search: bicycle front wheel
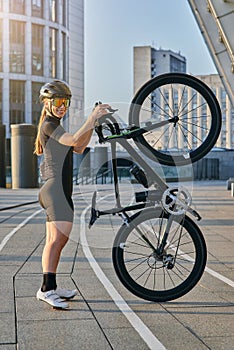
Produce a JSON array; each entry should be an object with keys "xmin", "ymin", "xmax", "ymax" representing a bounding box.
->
[
  {"xmin": 129, "ymin": 73, "xmax": 222, "ymax": 166},
  {"xmin": 112, "ymin": 208, "xmax": 207, "ymax": 302}
]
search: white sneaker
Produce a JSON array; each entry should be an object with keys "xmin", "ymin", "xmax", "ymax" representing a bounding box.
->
[
  {"xmin": 55, "ymin": 288, "xmax": 78, "ymax": 300},
  {"xmin": 36, "ymin": 289, "xmax": 69, "ymax": 309}
]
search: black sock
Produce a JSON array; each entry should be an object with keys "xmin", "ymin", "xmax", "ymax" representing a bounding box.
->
[{"xmin": 41, "ymin": 272, "xmax": 57, "ymax": 292}]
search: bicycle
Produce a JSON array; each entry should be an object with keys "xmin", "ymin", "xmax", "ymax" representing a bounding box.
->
[{"xmin": 88, "ymin": 72, "xmax": 222, "ymax": 302}]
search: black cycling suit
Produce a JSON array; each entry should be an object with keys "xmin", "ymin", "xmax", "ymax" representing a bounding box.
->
[{"xmin": 38, "ymin": 115, "xmax": 74, "ymax": 222}]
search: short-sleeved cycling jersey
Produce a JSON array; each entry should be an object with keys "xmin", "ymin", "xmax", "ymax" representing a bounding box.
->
[{"xmin": 38, "ymin": 115, "xmax": 74, "ymax": 222}]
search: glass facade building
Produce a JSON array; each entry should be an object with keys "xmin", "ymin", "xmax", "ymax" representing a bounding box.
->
[{"xmin": 0, "ymin": 0, "xmax": 84, "ymax": 155}]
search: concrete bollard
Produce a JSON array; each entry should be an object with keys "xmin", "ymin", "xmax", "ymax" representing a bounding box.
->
[
  {"xmin": 226, "ymin": 177, "xmax": 234, "ymax": 190},
  {"xmin": 11, "ymin": 124, "xmax": 38, "ymax": 188},
  {"xmin": 231, "ymin": 183, "xmax": 234, "ymax": 197}
]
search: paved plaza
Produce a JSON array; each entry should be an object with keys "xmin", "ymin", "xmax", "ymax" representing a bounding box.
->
[{"xmin": 0, "ymin": 180, "xmax": 233, "ymax": 350}]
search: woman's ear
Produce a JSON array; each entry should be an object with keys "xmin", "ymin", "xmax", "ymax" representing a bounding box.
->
[{"xmin": 44, "ymin": 99, "xmax": 50, "ymax": 108}]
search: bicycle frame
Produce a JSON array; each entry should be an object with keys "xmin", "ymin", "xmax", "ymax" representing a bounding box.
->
[{"xmin": 89, "ymin": 113, "xmax": 201, "ymax": 229}]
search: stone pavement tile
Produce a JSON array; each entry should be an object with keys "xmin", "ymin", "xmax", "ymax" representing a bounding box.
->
[
  {"xmin": 72, "ymin": 266, "xmax": 117, "ymax": 300},
  {"xmin": 207, "ymin": 242, "xmax": 234, "ymax": 259},
  {"xmin": 0, "ymin": 253, "xmax": 34, "ymax": 267},
  {"xmin": 0, "ymin": 221, "xmax": 45, "ymax": 270},
  {"xmin": 200, "ymin": 272, "xmax": 234, "ymax": 293},
  {"xmin": 203, "ymin": 336, "xmax": 234, "ymax": 350},
  {"xmin": 0, "ymin": 268, "xmax": 16, "ymax": 344},
  {"xmin": 165, "ymin": 305, "xmax": 234, "ymax": 338},
  {"xmin": 0, "ymin": 312, "xmax": 15, "ymax": 344},
  {"xmin": 217, "ymin": 291, "xmax": 234, "ymax": 303},
  {"xmin": 148, "ymin": 323, "xmax": 208, "ymax": 350},
  {"xmin": 103, "ymin": 327, "xmax": 151, "ymax": 350},
  {"xmin": 84, "ymin": 299, "xmax": 135, "ymax": 329},
  {"xmin": 15, "ymin": 274, "xmax": 43, "ymax": 298},
  {"xmin": 0, "ymin": 345, "xmax": 16, "ymax": 350},
  {"xmin": 17, "ymin": 319, "xmax": 111, "ymax": 350},
  {"xmin": 0, "ymin": 271, "xmax": 15, "ymax": 314}
]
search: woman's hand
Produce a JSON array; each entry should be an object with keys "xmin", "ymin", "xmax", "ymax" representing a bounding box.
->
[
  {"xmin": 59, "ymin": 102, "xmax": 112, "ymax": 151},
  {"xmin": 89, "ymin": 103, "xmax": 112, "ymax": 124}
]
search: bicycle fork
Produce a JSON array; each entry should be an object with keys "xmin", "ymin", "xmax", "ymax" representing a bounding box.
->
[{"xmin": 128, "ymin": 210, "xmax": 183, "ymax": 270}]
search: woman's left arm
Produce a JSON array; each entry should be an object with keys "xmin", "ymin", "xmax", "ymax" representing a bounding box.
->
[
  {"xmin": 58, "ymin": 103, "xmax": 111, "ymax": 152},
  {"xmin": 72, "ymin": 128, "xmax": 93, "ymax": 154}
]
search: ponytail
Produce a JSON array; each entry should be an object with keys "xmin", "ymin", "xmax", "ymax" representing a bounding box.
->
[{"xmin": 34, "ymin": 106, "xmax": 47, "ymax": 155}]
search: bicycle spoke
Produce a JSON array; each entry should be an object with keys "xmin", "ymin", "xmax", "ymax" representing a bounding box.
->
[
  {"xmin": 130, "ymin": 73, "xmax": 221, "ymax": 165},
  {"xmin": 178, "ymin": 100, "xmax": 207, "ymax": 119},
  {"xmin": 117, "ymin": 212, "xmax": 204, "ymax": 293}
]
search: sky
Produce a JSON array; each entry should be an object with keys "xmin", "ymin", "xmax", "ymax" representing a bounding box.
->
[{"xmin": 84, "ymin": 0, "xmax": 217, "ymax": 111}]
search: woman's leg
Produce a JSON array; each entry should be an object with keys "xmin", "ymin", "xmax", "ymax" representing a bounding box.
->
[{"xmin": 42, "ymin": 221, "xmax": 73, "ymax": 273}]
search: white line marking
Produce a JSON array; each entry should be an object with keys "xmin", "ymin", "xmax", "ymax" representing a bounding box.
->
[
  {"xmin": 175, "ymin": 247, "xmax": 234, "ymax": 288},
  {"xmin": 0, "ymin": 209, "xmax": 43, "ymax": 253},
  {"xmin": 205, "ymin": 266, "xmax": 234, "ymax": 288},
  {"xmin": 80, "ymin": 203, "xmax": 167, "ymax": 350}
]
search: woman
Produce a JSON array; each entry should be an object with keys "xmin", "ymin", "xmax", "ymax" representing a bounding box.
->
[{"xmin": 34, "ymin": 80, "xmax": 110, "ymax": 309}]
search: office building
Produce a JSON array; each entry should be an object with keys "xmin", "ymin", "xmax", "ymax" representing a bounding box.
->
[
  {"xmin": 197, "ymin": 74, "xmax": 234, "ymax": 149},
  {"xmin": 133, "ymin": 46, "xmax": 186, "ymax": 94},
  {"xmin": 133, "ymin": 46, "xmax": 234, "ymax": 150},
  {"xmin": 0, "ymin": 0, "xmax": 84, "ymax": 160}
]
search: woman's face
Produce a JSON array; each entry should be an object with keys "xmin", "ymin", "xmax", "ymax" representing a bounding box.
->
[{"xmin": 45, "ymin": 98, "xmax": 70, "ymax": 118}]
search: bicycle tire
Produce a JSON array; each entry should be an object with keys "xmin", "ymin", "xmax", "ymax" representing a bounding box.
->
[
  {"xmin": 129, "ymin": 73, "xmax": 222, "ymax": 166},
  {"xmin": 112, "ymin": 208, "xmax": 207, "ymax": 302}
]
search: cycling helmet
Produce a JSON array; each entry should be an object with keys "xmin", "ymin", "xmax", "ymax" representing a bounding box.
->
[{"xmin": 39, "ymin": 80, "xmax": 72, "ymax": 102}]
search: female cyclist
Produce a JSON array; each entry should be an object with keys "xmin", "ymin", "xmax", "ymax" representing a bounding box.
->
[{"xmin": 34, "ymin": 80, "xmax": 110, "ymax": 309}]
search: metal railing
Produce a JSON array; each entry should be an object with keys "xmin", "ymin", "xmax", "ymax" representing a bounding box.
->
[{"xmin": 73, "ymin": 166, "xmax": 133, "ymax": 185}]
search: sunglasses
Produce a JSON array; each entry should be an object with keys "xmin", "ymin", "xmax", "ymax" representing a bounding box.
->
[{"xmin": 52, "ymin": 98, "xmax": 71, "ymax": 108}]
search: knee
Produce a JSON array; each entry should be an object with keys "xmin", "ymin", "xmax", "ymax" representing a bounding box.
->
[{"xmin": 46, "ymin": 234, "xmax": 69, "ymax": 250}]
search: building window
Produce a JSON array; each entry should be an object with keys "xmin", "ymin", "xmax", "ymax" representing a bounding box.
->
[
  {"xmin": 0, "ymin": 79, "xmax": 2, "ymax": 124},
  {"xmin": 170, "ymin": 55, "xmax": 186, "ymax": 73},
  {"xmin": 49, "ymin": 27, "xmax": 57, "ymax": 78},
  {"xmin": 31, "ymin": 0, "xmax": 43, "ymax": 18},
  {"xmin": 62, "ymin": 32, "xmax": 67, "ymax": 80},
  {"xmin": 0, "ymin": 20, "xmax": 2, "ymax": 72},
  {"xmin": 32, "ymin": 24, "xmax": 43, "ymax": 75},
  {"xmin": 9, "ymin": 80, "xmax": 25, "ymax": 125},
  {"xmin": 49, "ymin": 0, "xmax": 57, "ymax": 22},
  {"xmin": 9, "ymin": 21, "xmax": 25, "ymax": 73},
  {"xmin": 10, "ymin": 0, "xmax": 25, "ymax": 15},
  {"xmin": 62, "ymin": 0, "xmax": 67, "ymax": 26},
  {"xmin": 32, "ymin": 82, "xmax": 43, "ymax": 125}
]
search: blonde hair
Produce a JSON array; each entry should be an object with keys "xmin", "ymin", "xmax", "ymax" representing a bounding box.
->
[{"xmin": 34, "ymin": 106, "xmax": 47, "ymax": 155}]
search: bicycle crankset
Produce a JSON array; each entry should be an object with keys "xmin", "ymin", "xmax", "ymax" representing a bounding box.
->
[{"xmin": 161, "ymin": 186, "xmax": 192, "ymax": 215}]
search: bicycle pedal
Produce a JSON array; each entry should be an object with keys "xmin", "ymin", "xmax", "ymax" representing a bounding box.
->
[
  {"xmin": 89, "ymin": 191, "xmax": 99, "ymax": 228},
  {"xmin": 88, "ymin": 207, "xmax": 100, "ymax": 228}
]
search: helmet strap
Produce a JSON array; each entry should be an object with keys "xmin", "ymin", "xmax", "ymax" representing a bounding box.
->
[{"xmin": 45, "ymin": 100, "xmax": 58, "ymax": 119}]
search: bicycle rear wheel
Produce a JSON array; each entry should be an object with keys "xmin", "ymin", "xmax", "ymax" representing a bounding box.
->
[
  {"xmin": 112, "ymin": 208, "xmax": 207, "ymax": 302},
  {"xmin": 129, "ymin": 73, "xmax": 222, "ymax": 166}
]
